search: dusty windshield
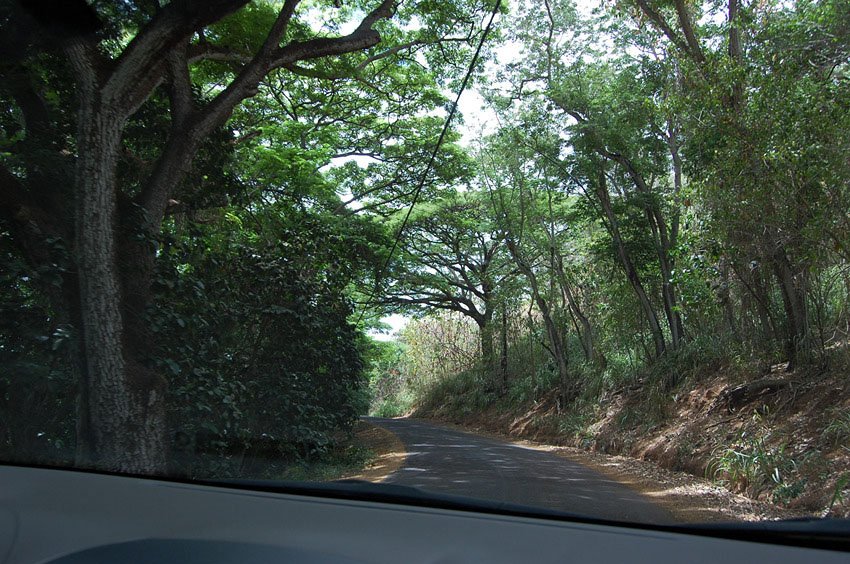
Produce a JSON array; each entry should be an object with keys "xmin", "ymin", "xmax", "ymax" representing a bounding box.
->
[{"xmin": 1, "ymin": 0, "xmax": 849, "ymax": 527}]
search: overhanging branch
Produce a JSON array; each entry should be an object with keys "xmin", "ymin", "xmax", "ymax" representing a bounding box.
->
[{"xmin": 271, "ymin": 0, "xmax": 395, "ymax": 68}]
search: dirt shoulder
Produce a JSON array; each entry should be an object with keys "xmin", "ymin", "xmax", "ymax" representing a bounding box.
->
[
  {"xmin": 551, "ymin": 444, "xmax": 811, "ymax": 523},
  {"xmin": 414, "ymin": 359, "xmax": 850, "ymax": 520},
  {"xmin": 345, "ymin": 420, "xmax": 407, "ymax": 482},
  {"xmin": 348, "ymin": 398, "xmax": 839, "ymax": 523},
  {"xmin": 419, "ymin": 417, "xmax": 814, "ymax": 523}
]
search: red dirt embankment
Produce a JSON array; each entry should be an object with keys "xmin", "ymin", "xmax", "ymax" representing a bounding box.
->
[{"xmin": 416, "ymin": 363, "xmax": 850, "ymax": 521}]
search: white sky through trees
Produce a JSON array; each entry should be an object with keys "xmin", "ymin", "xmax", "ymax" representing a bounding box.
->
[{"xmin": 372, "ymin": 0, "xmax": 598, "ymax": 341}]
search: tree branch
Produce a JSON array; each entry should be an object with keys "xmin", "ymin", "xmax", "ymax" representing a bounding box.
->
[
  {"xmin": 632, "ymin": 0, "xmax": 692, "ymax": 59},
  {"xmin": 672, "ymin": 0, "xmax": 705, "ymax": 64},
  {"xmin": 194, "ymin": 0, "xmax": 300, "ymax": 134},
  {"xmin": 187, "ymin": 42, "xmax": 252, "ymax": 64},
  {"xmin": 137, "ymin": 0, "xmax": 299, "ymax": 226},
  {"xmin": 140, "ymin": 0, "xmax": 401, "ymax": 230},
  {"xmin": 271, "ymin": 0, "xmax": 396, "ymax": 68},
  {"xmin": 381, "ymin": 294, "xmax": 477, "ymax": 319},
  {"xmin": 103, "ymin": 0, "xmax": 250, "ymax": 114},
  {"xmin": 166, "ymin": 40, "xmax": 195, "ymax": 128},
  {"xmin": 354, "ymin": 39, "xmax": 425, "ymax": 71}
]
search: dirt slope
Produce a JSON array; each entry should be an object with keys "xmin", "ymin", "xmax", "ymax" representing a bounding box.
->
[{"xmin": 416, "ymin": 363, "xmax": 850, "ymax": 519}]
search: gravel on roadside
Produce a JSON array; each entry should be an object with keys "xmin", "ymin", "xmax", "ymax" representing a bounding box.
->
[{"xmin": 416, "ymin": 418, "xmax": 816, "ymax": 523}]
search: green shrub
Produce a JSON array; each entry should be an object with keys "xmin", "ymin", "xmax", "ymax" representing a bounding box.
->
[
  {"xmin": 557, "ymin": 402, "xmax": 595, "ymax": 446},
  {"xmin": 707, "ymin": 422, "xmax": 804, "ymax": 503},
  {"xmin": 823, "ymin": 409, "xmax": 850, "ymax": 447},
  {"xmin": 371, "ymin": 391, "xmax": 416, "ymax": 418}
]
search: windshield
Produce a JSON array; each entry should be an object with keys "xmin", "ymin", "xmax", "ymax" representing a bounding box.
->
[{"xmin": 1, "ymin": 0, "xmax": 849, "ymax": 532}]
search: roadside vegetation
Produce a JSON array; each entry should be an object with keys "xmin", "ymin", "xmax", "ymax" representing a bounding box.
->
[
  {"xmin": 363, "ymin": 0, "xmax": 850, "ymax": 516},
  {"xmin": 0, "ymin": 0, "xmax": 493, "ymax": 478},
  {"xmin": 371, "ymin": 321, "xmax": 850, "ymax": 516}
]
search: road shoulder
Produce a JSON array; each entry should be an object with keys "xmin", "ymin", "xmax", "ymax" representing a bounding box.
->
[
  {"xmin": 410, "ymin": 417, "xmax": 811, "ymax": 523},
  {"xmin": 345, "ymin": 420, "xmax": 407, "ymax": 482}
]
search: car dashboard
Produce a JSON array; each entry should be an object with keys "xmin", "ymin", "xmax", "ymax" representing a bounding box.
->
[{"xmin": 1, "ymin": 465, "xmax": 848, "ymax": 563}]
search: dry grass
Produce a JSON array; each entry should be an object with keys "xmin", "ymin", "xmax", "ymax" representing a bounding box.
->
[{"xmin": 344, "ymin": 420, "xmax": 407, "ymax": 482}]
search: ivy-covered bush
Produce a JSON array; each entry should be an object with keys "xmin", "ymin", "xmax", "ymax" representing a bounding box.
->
[
  {"xmin": 153, "ymin": 207, "xmax": 372, "ymax": 477},
  {"xmin": 0, "ymin": 231, "xmax": 76, "ymax": 466}
]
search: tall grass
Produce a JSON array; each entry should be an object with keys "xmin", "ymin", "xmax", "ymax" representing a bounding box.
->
[
  {"xmin": 415, "ymin": 369, "xmax": 500, "ymax": 417},
  {"xmin": 706, "ymin": 411, "xmax": 808, "ymax": 504}
]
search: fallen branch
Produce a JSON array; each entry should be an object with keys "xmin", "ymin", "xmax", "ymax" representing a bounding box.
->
[{"xmin": 713, "ymin": 378, "xmax": 795, "ymax": 413}]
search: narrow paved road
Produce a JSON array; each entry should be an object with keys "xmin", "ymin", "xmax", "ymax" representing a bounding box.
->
[{"xmin": 366, "ymin": 417, "xmax": 673, "ymax": 525}]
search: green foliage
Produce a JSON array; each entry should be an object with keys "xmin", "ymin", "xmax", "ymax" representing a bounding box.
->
[
  {"xmin": 150, "ymin": 199, "xmax": 381, "ymax": 476},
  {"xmin": 1, "ymin": 0, "xmax": 494, "ymax": 476},
  {"xmin": 366, "ymin": 340, "xmax": 415, "ymax": 417},
  {"xmin": 0, "ymin": 230, "xmax": 76, "ymax": 464},
  {"xmin": 828, "ymin": 473, "xmax": 850, "ymax": 514},
  {"xmin": 557, "ymin": 402, "xmax": 596, "ymax": 447},
  {"xmin": 277, "ymin": 443, "xmax": 374, "ymax": 483},
  {"xmin": 2, "ymin": 0, "xmax": 849, "ymax": 500},
  {"xmin": 823, "ymin": 409, "xmax": 850, "ymax": 448},
  {"xmin": 707, "ymin": 413, "xmax": 807, "ymax": 504},
  {"xmin": 371, "ymin": 395, "xmax": 415, "ymax": 418},
  {"xmin": 416, "ymin": 368, "xmax": 499, "ymax": 417}
]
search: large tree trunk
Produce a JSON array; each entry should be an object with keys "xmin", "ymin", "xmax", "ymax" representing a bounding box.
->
[
  {"xmin": 10, "ymin": 0, "xmax": 401, "ymax": 476},
  {"xmin": 75, "ymin": 114, "xmax": 164, "ymax": 472},
  {"xmin": 72, "ymin": 57, "xmax": 167, "ymax": 472},
  {"xmin": 66, "ymin": 277, "xmax": 95, "ymax": 467},
  {"xmin": 119, "ymin": 237, "xmax": 169, "ymax": 472}
]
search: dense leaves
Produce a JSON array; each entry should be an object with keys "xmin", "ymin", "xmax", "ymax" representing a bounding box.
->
[
  {"xmin": 0, "ymin": 0, "xmax": 487, "ymax": 474},
  {"xmin": 377, "ymin": 0, "xmax": 849, "ymax": 426},
  {"xmin": 154, "ymin": 205, "xmax": 371, "ymax": 474}
]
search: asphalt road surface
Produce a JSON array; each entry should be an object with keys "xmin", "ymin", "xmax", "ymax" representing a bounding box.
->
[{"xmin": 367, "ymin": 417, "xmax": 673, "ymax": 525}]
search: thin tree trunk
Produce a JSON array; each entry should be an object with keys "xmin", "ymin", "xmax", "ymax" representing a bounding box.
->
[
  {"xmin": 615, "ymin": 154, "xmax": 684, "ymax": 348},
  {"xmin": 772, "ymin": 247, "xmax": 811, "ymax": 368},
  {"xmin": 666, "ymin": 115, "xmax": 688, "ymax": 345},
  {"xmin": 728, "ymin": 0, "xmax": 745, "ymax": 112},
  {"xmin": 659, "ymin": 252, "xmax": 684, "ymax": 349},
  {"xmin": 504, "ymin": 238, "xmax": 571, "ymax": 393},
  {"xmin": 499, "ymin": 304, "xmax": 509, "ymax": 393},
  {"xmin": 527, "ymin": 302, "xmax": 537, "ymax": 388},
  {"xmin": 595, "ymin": 173, "xmax": 667, "ymax": 358},
  {"xmin": 733, "ymin": 260, "xmax": 779, "ymax": 346},
  {"xmin": 554, "ymin": 253, "xmax": 594, "ymax": 363},
  {"xmin": 718, "ymin": 259, "xmax": 739, "ymax": 339},
  {"xmin": 479, "ymin": 317, "xmax": 496, "ymax": 380},
  {"xmin": 542, "ymin": 184, "xmax": 595, "ymax": 364}
]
